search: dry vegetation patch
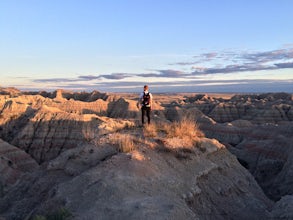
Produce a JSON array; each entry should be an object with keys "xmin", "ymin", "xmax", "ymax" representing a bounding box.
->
[
  {"xmin": 109, "ymin": 133, "xmax": 136, "ymax": 153},
  {"xmin": 164, "ymin": 117, "xmax": 204, "ymax": 140},
  {"xmin": 88, "ymin": 117, "xmax": 204, "ymax": 159},
  {"xmin": 142, "ymin": 117, "xmax": 205, "ymax": 159},
  {"xmin": 143, "ymin": 117, "xmax": 204, "ymax": 141},
  {"xmin": 142, "ymin": 123, "xmax": 158, "ymax": 137}
]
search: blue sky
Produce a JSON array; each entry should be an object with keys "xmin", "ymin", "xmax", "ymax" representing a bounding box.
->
[{"xmin": 1, "ymin": 0, "xmax": 293, "ymax": 93}]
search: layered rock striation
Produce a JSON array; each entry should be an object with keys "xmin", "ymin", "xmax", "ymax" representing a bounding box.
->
[
  {"xmin": 171, "ymin": 93, "xmax": 293, "ymax": 203},
  {"xmin": 0, "ymin": 132, "xmax": 273, "ymax": 220},
  {"xmin": 0, "ymin": 90, "xmax": 292, "ymax": 219}
]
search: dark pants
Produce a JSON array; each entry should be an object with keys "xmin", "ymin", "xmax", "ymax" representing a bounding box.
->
[{"xmin": 141, "ymin": 106, "xmax": 151, "ymax": 124}]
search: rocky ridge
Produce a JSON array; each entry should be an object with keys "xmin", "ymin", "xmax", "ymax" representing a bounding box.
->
[
  {"xmin": 164, "ymin": 93, "xmax": 293, "ymax": 201},
  {"xmin": 163, "ymin": 93, "xmax": 293, "ymax": 205},
  {"xmin": 0, "ymin": 89, "xmax": 292, "ymax": 219}
]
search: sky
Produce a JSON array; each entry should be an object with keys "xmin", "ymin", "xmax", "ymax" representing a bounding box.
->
[{"xmin": 1, "ymin": 0, "xmax": 293, "ymax": 93}]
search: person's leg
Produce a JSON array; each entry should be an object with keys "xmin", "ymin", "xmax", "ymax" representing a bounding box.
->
[
  {"xmin": 146, "ymin": 107, "xmax": 151, "ymax": 124},
  {"xmin": 141, "ymin": 107, "xmax": 145, "ymax": 124}
]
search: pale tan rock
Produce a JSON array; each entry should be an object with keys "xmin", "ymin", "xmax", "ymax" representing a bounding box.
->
[
  {"xmin": 0, "ymin": 139, "xmax": 38, "ymax": 192},
  {"xmin": 1, "ymin": 89, "xmax": 293, "ymax": 219},
  {"xmin": 0, "ymin": 135, "xmax": 273, "ymax": 220}
]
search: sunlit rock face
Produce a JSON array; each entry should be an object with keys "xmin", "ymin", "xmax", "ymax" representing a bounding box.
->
[
  {"xmin": 0, "ymin": 89, "xmax": 292, "ymax": 219},
  {"xmin": 182, "ymin": 93, "xmax": 293, "ymax": 202},
  {"xmin": 0, "ymin": 139, "xmax": 38, "ymax": 190}
]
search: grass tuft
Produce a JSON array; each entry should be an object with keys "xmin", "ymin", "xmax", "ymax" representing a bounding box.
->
[
  {"xmin": 110, "ymin": 133, "xmax": 136, "ymax": 153},
  {"xmin": 164, "ymin": 117, "xmax": 204, "ymax": 140},
  {"xmin": 153, "ymin": 117, "xmax": 205, "ymax": 159},
  {"xmin": 143, "ymin": 123, "xmax": 158, "ymax": 137}
]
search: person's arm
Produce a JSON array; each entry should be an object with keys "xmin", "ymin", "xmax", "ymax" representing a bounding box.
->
[
  {"xmin": 137, "ymin": 93, "xmax": 143, "ymax": 109},
  {"xmin": 150, "ymin": 93, "xmax": 153, "ymax": 109}
]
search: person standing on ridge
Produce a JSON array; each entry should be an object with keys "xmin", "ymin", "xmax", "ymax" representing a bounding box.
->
[{"xmin": 137, "ymin": 85, "xmax": 153, "ymax": 125}]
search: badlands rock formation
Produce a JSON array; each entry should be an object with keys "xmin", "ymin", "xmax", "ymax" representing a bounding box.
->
[
  {"xmin": 0, "ymin": 139, "xmax": 38, "ymax": 190},
  {"xmin": 179, "ymin": 93, "xmax": 293, "ymax": 201},
  {"xmin": 0, "ymin": 88, "xmax": 292, "ymax": 219}
]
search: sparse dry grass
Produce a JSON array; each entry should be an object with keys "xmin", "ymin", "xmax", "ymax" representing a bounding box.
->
[
  {"xmin": 110, "ymin": 133, "xmax": 136, "ymax": 153},
  {"xmin": 101, "ymin": 117, "xmax": 204, "ymax": 158},
  {"xmin": 163, "ymin": 117, "xmax": 204, "ymax": 140},
  {"xmin": 153, "ymin": 117, "xmax": 205, "ymax": 159},
  {"xmin": 143, "ymin": 123, "xmax": 158, "ymax": 137},
  {"xmin": 156, "ymin": 142, "xmax": 195, "ymax": 160},
  {"xmin": 142, "ymin": 117, "xmax": 204, "ymax": 142}
]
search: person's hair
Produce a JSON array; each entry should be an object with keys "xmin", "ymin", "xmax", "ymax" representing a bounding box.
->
[{"xmin": 144, "ymin": 85, "xmax": 148, "ymax": 89}]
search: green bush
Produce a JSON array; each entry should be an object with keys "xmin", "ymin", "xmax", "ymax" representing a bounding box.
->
[
  {"xmin": 0, "ymin": 183, "xmax": 4, "ymax": 197},
  {"xmin": 32, "ymin": 207, "xmax": 72, "ymax": 220},
  {"xmin": 33, "ymin": 216, "xmax": 46, "ymax": 220}
]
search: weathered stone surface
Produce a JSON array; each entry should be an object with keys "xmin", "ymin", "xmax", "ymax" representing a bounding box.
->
[
  {"xmin": 271, "ymin": 195, "xmax": 293, "ymax": 219},
  {"xmin": 0, "ymin": 90, "xmax": 293, "ymax": 219},
  {"xmin": 0, "ymin": 137, "xmax": 272, "ymax": 220},
  {"xmin": 181, "ymin": 93, "xmax": 293, "ymax": 202},
  {"xmin": 184, "ymin": 92, "xmax": 293, "ymax": 123},
  {"xmin": 0, "ymin": 95, "xmax": 134, "ymax": 163},
  {"xmin": 0, "ymin": 139, "xmax": 38, "ymax": 194}
]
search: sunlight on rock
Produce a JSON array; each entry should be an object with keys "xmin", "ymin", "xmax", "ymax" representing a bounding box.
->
[
  {"xmin": 131, "ymin": 151, "xmax": 146, "ymax": 161},
  {"xmin": 0, "ymin": 89, "xmax": 292, "ymax": 219}
]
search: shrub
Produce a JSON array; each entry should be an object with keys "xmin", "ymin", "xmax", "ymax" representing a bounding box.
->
[
  {"xmin": 33, "ymin": 216, "xmax": 46, "ymax": 220},
  {"xmin": 0, "ymin": 183, "xmax": 4, "ymax": 197},
  {"xmin": 143, "ymin": 123, "xmax": 158, "ymax": 137},
  {"xmin": 163, "ymin": 117, "xmax": 204, "ymax": 140},
  {"xmin": 47, "ymin": 207, "xmax": 72, "ymax": 220},
  {"xmin": 32, "ymin": 207, "xmax": 72, "ymax": 220},
  {"xmin": 110, "ymin": 133, "xmax": 136, "ymax": 153},
  {"xmin": 154, "ymin": 117, "xmax": 205, "ymax": 159}
]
